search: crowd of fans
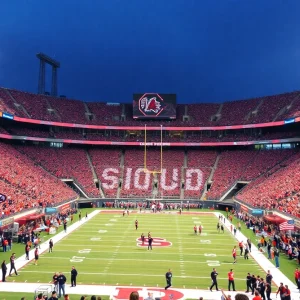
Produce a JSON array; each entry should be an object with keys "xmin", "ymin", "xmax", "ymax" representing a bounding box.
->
[
  {"xmin": 236, "ymin": 152, "xmax": 300, "ymax": 217},
  {"xmin": 234, "ymin": 210, "xmax": 300, "ymax": 263},
  {"xmin": 18, "ymin": 146, "xmax": 99, "ymax": 198},
  {"xmin": 1, "ymin": 142, "xmax": 299, "ymax": 217},
  {"xmin": 0, "ymin": 87, "xmax": 299, "ymax": 126},
  {"xmin": 0, "ymin": 143, "xmax": 77, "ymax": 217},
  {"xmin": 207, "ymin": 150, "xmax": 296, "ymax": 200}
]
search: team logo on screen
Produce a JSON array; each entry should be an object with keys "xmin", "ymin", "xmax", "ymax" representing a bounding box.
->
[{"xmin": 139, "ymin": 93, "xmax": 165, "ymax": 116}]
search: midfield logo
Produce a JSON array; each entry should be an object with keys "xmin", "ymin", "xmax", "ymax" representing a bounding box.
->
[{"xmin": 136, "ymin": 237, "xmax": 172, "ymax": 247}]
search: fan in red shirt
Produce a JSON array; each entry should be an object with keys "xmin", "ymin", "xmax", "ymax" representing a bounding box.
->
[
  {"xmin": 227, "ymin": 269, "xmax": 235, "ymax": 291},
  {"xmin": 194, "ymin": 226, "xmax": 197, "ymax": 235},
  {"xmin": 253, "ymin": 290, "xmax": 262, "ymax": 300},
  {"xmin": 198, "ymin": 225, "xmax": 202, "ymax": 235},
  {"xmin": 232, "ymin": 246, "xmax": 237, "ymax": 263},
  {"xmin": 276, "ymin": 283, "xmax": 286, "ymax": 300},
  {"xmin": 283, "ymin": 285, "xmax": 291, "ymax": 300},
  {"xmin": 238, "ymin": 241, "xmax": 244, "ymax": 256}
]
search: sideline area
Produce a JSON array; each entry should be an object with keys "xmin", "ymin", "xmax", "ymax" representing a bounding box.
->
[{"xmin": 0, "ymin": 210, "xmax": 297, "ymax": 299}]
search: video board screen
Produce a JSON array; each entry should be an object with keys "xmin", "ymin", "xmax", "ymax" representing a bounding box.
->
[{"xmin": 133, "ymin": 93, "xmax": 177, "ymax": 120}]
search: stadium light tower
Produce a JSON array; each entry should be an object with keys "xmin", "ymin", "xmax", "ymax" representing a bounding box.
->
[{"xmin": 36, "ymin": 53, "xmax": 60, "ymax": 96}]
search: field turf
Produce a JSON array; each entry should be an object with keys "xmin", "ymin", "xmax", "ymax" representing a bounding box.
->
[{"xmin": 7, "ymin": 211, "xmax": 267, "ymax": 291}]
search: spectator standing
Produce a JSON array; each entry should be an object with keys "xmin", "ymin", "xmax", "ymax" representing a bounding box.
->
[
  {"xmin": 283, "ymin": 285, "xmax": 291, "ymax": 300},
  {"xmin": 265, "ymin": 283, "xmax": 271, "ymax": 300},
  {"xmin": 57, "ymin": 272, "xmax": 67, "ymax": 298},
  {"xmin": 244, "ymin": 242, "xmax": 249, "ymax": 260},
  {"xmin": 71, "ymin": 266, "xmax": 78, "ymax": 287},
  {"xmin": 210, "ymin": 267, "xmax": 219, "ymax": 291},
  {"xmin": 34, "ymin": 247, "xmax": 39, "ymax": 265},
  {"xmin": 3, "ymin": 238, "xmax": 7, "ymax": 252},
  {"xmin": 25, "ymin": 242, "xmax": 30, "ymax": 260},
  {"xmin": 251, "ymin": 275, "xmax": 256, "ymax": 295},
  {"xmin": 63, "ymin": 220, "xmax": 67, "ymax": 233},
  {"xmin": 266, "ymin": 270, "xmax": 272, "ymax": 285},
  {"xmin": 141, "ymin": 233, "xmax": 145, "ymax": 245},
  {"xmin": 267, "ymin": 241, "xmax": 272, "ymax": 259},
  {"xmin": 165, "ymin": 269, "xmax": 172, "ymax": 290},
  {"xmin": 276, "ymin": 283, "xmax": 286, "ymax": 300},
  {"xmin": 1, "ymin": 260, "xmax": 7, "ymax": 282},
  {"xmin": 228, "ymin": 269, "xmax": 235, "ymax": 291},
  {"xmin": 148, "ymin": 236, "xmax": 153, "ymax": 250},
  {"xmin": 232, "ymin": 246, "xmax": 237, "ymax": 264},
  {"xmin": 239, "ymin": 241, "xmax": 244, "ymax": 256},
  {"xmin": 259, "ymin": 278, "xmax": 266, "ymax": 300},
  {"xmin": 9, "ymin": 253, "xmax": 18, "ymax": 276},
  {"xmin": 52, "ymin": 272, "xmax": 59, "ymax": 292},
  {"xmin": 247, "ymin": 239, "xmax": 252, "ymax": 252},
  {"xmin": 49, "ymin": 239, "xmax": 54, "ymax": 253},
  {"xmin": 245, "ymin": 273, "xmax": 252, "ymax": 293},
  {"xmin": 274, "ymin": 248, "xmax": 280, "ymax": 268}
]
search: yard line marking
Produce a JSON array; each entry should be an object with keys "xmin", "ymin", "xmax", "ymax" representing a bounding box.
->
[
  {"xmin": 54, "ymin": 245, "xmax": 241, "ymax": 251},
  {"xmin": 28, "ymin": 256, "xmax": 258, "ymax": 265},
  {"xmin": 51, "ymin": 249, "xmax": 211, "ymax": 255},
  {"xmin": 18, "ymin": 270, "xmax": 254, "ymax": 281}
]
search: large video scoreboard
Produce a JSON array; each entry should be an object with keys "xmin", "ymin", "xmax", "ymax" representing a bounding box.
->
[{"xmin": 133, "ymin": 93, "xmax": 177, "ymax": 120}]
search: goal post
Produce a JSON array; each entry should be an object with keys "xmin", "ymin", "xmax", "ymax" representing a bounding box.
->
[{"xmin": 144, "ymin": 124, "xmax": 163, "ymax": 174}]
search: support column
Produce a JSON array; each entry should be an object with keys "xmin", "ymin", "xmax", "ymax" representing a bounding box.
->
[
  {"xmin": 38, "ymin": 60, "xmax": 46, "ymax": 94},
  {"xmin": 51, "ymin": 66, "xmax": 58, "ymax": 97}
]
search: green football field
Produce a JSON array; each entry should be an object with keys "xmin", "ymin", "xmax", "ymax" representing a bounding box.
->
[{"xmin": 7, "ymin": 211, "xmax": 265, "ymax": 290}]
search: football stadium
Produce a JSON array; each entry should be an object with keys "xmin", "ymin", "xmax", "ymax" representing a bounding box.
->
[{"xmin": 1, "ymin": 2, "xmax": 300, "ymax": 300}]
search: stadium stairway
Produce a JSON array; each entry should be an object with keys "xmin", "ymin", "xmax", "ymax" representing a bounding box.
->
[
  {"xmin": 273, "ymin": 93, "xmax": 300, "ymax": 121},
  {"xmin": 86, "ymin": 150, "xmax": 105, "ymax": 198},
  {"xmin": 246, "ymin": 97, "xmax": 265, "ymax": 122},
  {"xmin": 207, "ymin": 153, "xmax": 220, "ymax": 183},
  {"xmin": 45, "ymin": 97, "xmax": 62, "ymax": 121},
  {"xmin": 5, "ymin": 89, "xmax": 31, "ymax": 118}
]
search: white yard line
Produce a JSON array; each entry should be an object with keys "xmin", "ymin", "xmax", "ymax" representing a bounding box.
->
[
  {"xmin": 12, "ymin": 270, "xmax": 259, "ymax": 280},
  {"xmin": 0, "ymin": 209, "xmax": 289, "ymax": 300}
]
